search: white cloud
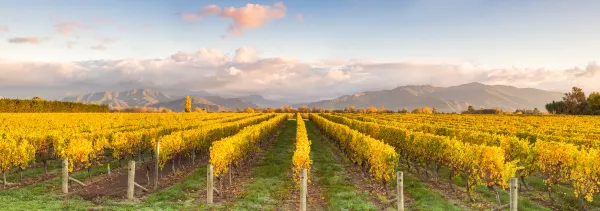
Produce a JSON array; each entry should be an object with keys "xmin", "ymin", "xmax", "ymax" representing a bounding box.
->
[
  {"xmin": 1, "ymin": 47, "xmax": 600, "ymax": 101},
  {"xmin": 233, "ymin": 47, "xmax": 259, "ymax": 63}
]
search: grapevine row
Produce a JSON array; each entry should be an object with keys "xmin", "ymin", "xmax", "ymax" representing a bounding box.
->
[
  {"xmin": 309, "ymin": 113, "xmax": 398, "ymax": 183},
  {"xmin": 292, "ymin": 113, "xmax": 311, "ymax": 184},
  {"xmin": 209, "ymin": 114, "xmax": 288, "ymax": 176}
]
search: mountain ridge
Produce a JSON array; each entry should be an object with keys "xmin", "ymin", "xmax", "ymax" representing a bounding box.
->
[{"xmin": 292, "ymin": 82, "xmax": 563, "ymax": 112}]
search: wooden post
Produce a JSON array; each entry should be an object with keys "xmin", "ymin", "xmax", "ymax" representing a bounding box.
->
[
  {"xmin": 510, "ymin": 177, "xmax": 518, "ymax": 211},
  {"xmin": 107, "ymin": 164, "xmax": 111, "ymax": 176},
  {"xmin": 127, "ymin": 160, "xmax": 135, "ymax": 200},
  {"xmin": 228, "ymin": 165, "xmax": 232, "ymax": 185},
  {"xmin": 300, "ymin": 168, "xmax": 307, "ymax": 211},
  {"xmin": 62, "ymin": 158, "xmax": 69, "ymax": 194},
  {"xmin": 207, "ymin": 164, "xmax": 214, "ymax": 204},
  {"xmin": 154, "ymin": 142, "xmax": 160, "ymax": 190},
  {"xmin": 397, "ymin": 171, "xmax": 404, "ymax": 211}
]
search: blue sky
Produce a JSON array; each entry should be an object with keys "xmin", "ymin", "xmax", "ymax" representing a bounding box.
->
[
  {"xmin": 1, "ymin": 0, "xmax": 600, "ymax": 100},
  {"xmin": 1, "ymin": 0, "xmax": 599, "ymax": 68}
]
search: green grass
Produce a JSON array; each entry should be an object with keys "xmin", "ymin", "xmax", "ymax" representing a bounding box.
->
[
  {"xmin": 305, "ymin": 120, "xmax": 378, "ymax": 210},
  {"xmin": 520, "ymin": 176, "xmax": 600, "ymax": 211},
  {"xmin": 400, "ymin": 172, "xmax": 463, "ymax": 211},
  {"xmin": 228, "ymin": 120, "xmax": 296, "ymax": 210},
  {"xmin": 4, "ymin": 160, "xmax": 62, "ymax": 183},
  {"xmin": 431, "ymin": 166, "xmax": 552, "ymax": 211}
]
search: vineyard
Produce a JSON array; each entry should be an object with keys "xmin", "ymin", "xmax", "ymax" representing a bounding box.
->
[{"xmin": 0, "ymin": 112, "xmax": 599, "ymax": 210}]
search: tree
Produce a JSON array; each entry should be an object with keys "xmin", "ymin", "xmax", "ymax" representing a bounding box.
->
[
  {"xmin": 412, "ymin": 108, "xmax": 422, "ymax": 114},
  {"xmin": 563, "ymin": 87, "xmax": 587, "ymax": 114},
  {"xmin": 184, "ymin": 96, "xmax": 192, "ymax": 113},
  {"xmin": 421, "ymin": 106, "xmax": 433, "ymax": 114},
  {"xmin": 299, "ymin": 105, "xmax": 311, "ymax": 113},
  {"xmin": 32, "ymin": 96, "xmax": 44, "ymax": 101},
  {"xmin": 366, "ymin": 106, "xmax": 377, "ymax": 113},
  {"xmin": 401, "ymin": 107, "xmax": 408, "ymax": 113},
  {"xmin": 467, "ymin": 105, "xmax": 475, "ymax": 113},
  {"xmin": 378, "ymin": 106, "xmax": 386, "ymax": 113},
  {"xmin": 432, "ymin": 106, "xmax": 438, "ymax": 114},
  {"xmin": 533, "ymin": 108, "xmax": 541, "ymax": 115},
  {"xmin": 243, "ymin": 107, "xmax": 255, "ymax": 113},
  {"xmin": 588, "ymin": 92, "xmax": 600, "ymax": 114},
  {"xmin": 349, "ymin": 106, "xmax": 356, "ymax": 113},
  {"xmin": 312, "ymin": 106, "xmax": 318, "ymax": 113},
  {"xmin": 194, "ymin": 107, "xmax": 206, "ymax": 113}
]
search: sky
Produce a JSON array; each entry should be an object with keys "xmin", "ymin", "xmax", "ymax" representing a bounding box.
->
[{"xmin": 1, "ymin": 0, "xmax": 600, "ymax": 101}]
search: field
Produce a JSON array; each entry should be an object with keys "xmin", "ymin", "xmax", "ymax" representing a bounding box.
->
[{"xmin": 1, "ymin": 112, "xmax": 599, "ymax": 211}]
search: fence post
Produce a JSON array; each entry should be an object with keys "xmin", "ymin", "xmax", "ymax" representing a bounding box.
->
[
  {"xmin": 127, "ymin": 160, "xmax": 136, "ymax": 200},
  {"xmin": 62, "ymin": 158, "xmax": 69, "ymax": 194},
  {"xmin": 300, "ymin": 168, "xmax": 308, "ymax": 211},
  {"xmin": 207, "ymin": 164, "xmax": 214, "ymax": 204},
  {"xmin": 510, "ymin": 177, "xmax": 518, "ymax": 211},
  {"xmin": 397, "ymin": 171, "xmax": 404, "ymax": 211},
  {"xmin": 154, "ymin": 142, "xmax": 160, "ymax": 190}
]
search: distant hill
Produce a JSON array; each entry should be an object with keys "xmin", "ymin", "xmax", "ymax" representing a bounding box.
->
[
  {"xmin": 150, "ymin": 96, "xmax": 225, "ymax": 112},
  {"xmin": 240, "ymin": 95, "xmax": 290, "ymax": 108},
  {"xmin": 63, "ymin": 88, "xmax": 176, "ymax": 108},
  {"xmin": 294, "ymin": 82, "xmax": 563, "ymax": 112},
  {"xmin": 202, "ymin": 96, "xmax": 258, "ymax": 111},
  {"xmin": 64, "ymin": 88, "xmax": 259, "ymax": 111}
]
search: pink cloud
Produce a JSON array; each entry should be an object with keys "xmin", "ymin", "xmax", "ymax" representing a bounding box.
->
[
  {"xmin": 54, "ymin": 22, "xmax": 88, "ymax": 35},
  {"xmin": 8, "ymin": 37, "xmax": 40, "ymax": 44},
  {"xmin": 296, "ymin": 14, "xmax": 304, "ymax": 22},
  {"xmin": 90, "ymin": 45, "xmax": 106, "ymax": 50},
  {"xmin": 181, "ymin": 13, "xmax": 200, "ymax": 22},
  {"xmin": 219, "ymin": 2, "xmax": 287, "ymax": 36},
  {"xmin": 199, "ymin": 5, "xmax": 221, "ymax": 15},
  {"xmin": 0, "ymin": 26, "xmax": 8, "ymax": 32},
  {"xmin": 66, "ymin": 41, "xmax": 78, "ymax": 49}
]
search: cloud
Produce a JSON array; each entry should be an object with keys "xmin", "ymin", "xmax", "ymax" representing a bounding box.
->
[
  {"xmin": 233, "ymin": 47, "xmax": 260, "ymax": 63},
  {"xmin": 54, "ymin": 22, "xmax": 87, "ymax": 35},
  {"xmin": 0, "ymin": 26, "xmax": 8, "ymax": 32},
  {"xmin": 90, "ymin": 45, "xmax": 106, "ymax": 50},
  {"xmin": 7, "ymin": 37, "xmax": 40, "ymax": 44},
  {"xmin": 97, "ymin": 37, "xmax": 118, "ymax": 44},
  {"xmin": 181, "ymin": 13, "xmax": 199, "ymax": 22},
  {"xmin": 66, "ymin": 41, "xmax": 78, "ymax": 49},
  {"xmin": 169, "ymin": 48, "xmax": 228, "ymax": 66},
  {"xmin": 1, "ymin": 46, "xmax": 600, "ymax": 102},
  {"xmin": 218, "ymin": 2, "xmax": 287, "ymax": 36},
  {"xmin": 199, "ymin": 5, "xmax": 221, "ymax": 15},
  {"xmin": 297, "ymin": 14, "xmax": 304, "ymax": 22}
]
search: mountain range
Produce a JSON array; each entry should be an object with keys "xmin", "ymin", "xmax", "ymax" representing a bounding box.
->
[
  {"xmin": 292, "ymin": 82, "xmax": 563, "ymax": 112},
  {"xmin": 63, "ymin": 88, "xmax": 258, "ymax": 112},
  {"xmin": 63, "ymin": 83, "xmax": 564, "ymax": 112}
]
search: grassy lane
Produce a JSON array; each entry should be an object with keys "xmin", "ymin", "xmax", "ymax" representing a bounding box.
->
[
  {"xmin": 228, "ymin": 120, "xmax": 296, "ymax": 210},
  {"xmin": 305, "ymin": 120, "xmax": 378, "ymax": 210}
]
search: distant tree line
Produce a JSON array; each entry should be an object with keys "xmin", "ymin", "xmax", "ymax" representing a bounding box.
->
[
  {"xmin": 461, "ymin": 105, "xmax": 543, "ymax": 115},
  {"xmin": 546, "ymin": 87, "xmax": 600, "ymax": 115},
  {"xmin": 0, "ymin": 97, "xmax": 110, "ymax": 113}
]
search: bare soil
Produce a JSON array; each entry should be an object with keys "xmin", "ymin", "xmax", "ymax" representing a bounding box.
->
[{"xmin": 71, "ymin": 154, "xmax": 207, "ymax": 200}]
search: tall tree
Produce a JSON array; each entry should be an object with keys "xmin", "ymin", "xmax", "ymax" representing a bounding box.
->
[
  {"xmin": 432, "ymin": 106, "xmax": 438, "ymax": 114},
  {"xmin": 563, "ymin": 87, "xmax": 587, "ymax": 114},
  {"xmin": 184, "ymin": 96, "xmax": 192, "ymax": 112}
]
